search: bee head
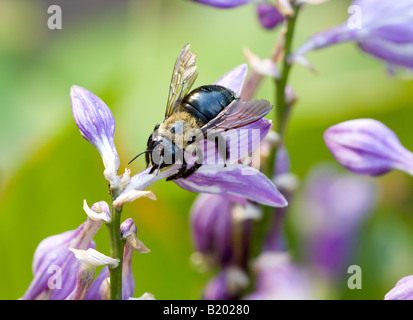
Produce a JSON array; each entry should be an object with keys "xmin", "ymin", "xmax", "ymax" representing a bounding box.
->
[{"xmin": 147, "ymin": 125, "xmax": 177, "ymax": 170}]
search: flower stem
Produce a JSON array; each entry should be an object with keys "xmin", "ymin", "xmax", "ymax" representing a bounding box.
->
[
  {"xmin": 275, "ymin": 8, "xmax": 299, "ymax": 142},
  {"xmin": 107, "ymin": 188, "xmax": 124, "ymax": 300},
  {"xmin": 253, "ymin": 6, "xmax": 300, "ymax": 258}
]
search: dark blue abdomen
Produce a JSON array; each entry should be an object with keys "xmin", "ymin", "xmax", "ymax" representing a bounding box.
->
[{"xmin": 180, "ymin": 85, "xmax": 237, "ymax": 124}]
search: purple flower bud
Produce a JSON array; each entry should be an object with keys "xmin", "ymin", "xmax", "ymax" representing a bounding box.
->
[
  {"xmin": 291, "ymin": 1, "xmax": 413, "ymax": 70},
  {"xmin": 244, "ymin": 252, "xmax": 313, "ymax": 300},
  {"xmin": 203, "ymin": 267, "xmax": 249, "ymax": 300},
  {"xmin": 256, "ymin": 4, "xmax": 284, "ymax": 29},
  {"xmin": 70, "ymin": 86, "xmax": 120, "ymax": 184},
  {"xmin": 324, "ymin": 119, "xmax": 413, "ymax": 176},
  {"xmin": 385, "ymin": 275, "xmax": 413, "ymax": 300},
  {"xmin": 297, "ymin": 164, "xmax": 376, "ymax": 279},
  {"xmin": 23, "ymin": 214, "xmax": 104, "ymax": 300},
  {"xmin": 190, "ymin": 194, "xmax": 252, "ymax": 268}
]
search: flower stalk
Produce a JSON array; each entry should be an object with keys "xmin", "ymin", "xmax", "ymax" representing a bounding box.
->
[
  {"xmin": 252, "ymin": 4, "xmax": 301, "ymax": 258},
  {"xmin": 274, "ymin": 5, "xmax": 300, "ymax": 143},
  {"xmin": 107, "ymin": 205, "xmax": 124, "ymax": 300}
]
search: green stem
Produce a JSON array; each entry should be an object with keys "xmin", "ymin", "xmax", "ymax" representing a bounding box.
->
[
  {"xmin": 274, "ymin": 9, "xmax": 299, "ymax": 143},
  {"xmin": 264, "ymin": 6, "xmax": 300, "ymax": 179},
  {"xmin": 253, "ymin": 6, "xmax": 300, "ymax": 257},
  {"xmin": 107, "ymin": 187, "xmax": 124, "ymax": 300}
]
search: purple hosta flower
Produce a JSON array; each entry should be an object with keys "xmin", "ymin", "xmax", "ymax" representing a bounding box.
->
[
  {"xmin": 296, "ymin": 164, "xmax": 375, "ymax": 280},
  {"xmin": 192, "ymin": 0, "xmax": 289, "ymax": 30},
  {"xmin": 66, "ymin": 248, "xmax": 119, "ymax": 300},
  {"xmin": 190, "ymin": 193, "xmax": 255, "ymax": 269},
  {"xmin": 119, "ymin": 64, "xmax": 288, "ymax": 208},
  {"xmin": 70, "ymin": 85, "xmax": 120, "ymax": 186},
  {"xmin": 263, "ymin": 145, "xmax": 299, "ymax": 252},
  {"xmin": 385, "ymin": 275, "xmax": 413, "ymax": 300},
  {"xmin": 324, "ymin": 119, "xmax": 413, "ymax": 177},
  {"xmin": 290, "ymin": 1, "xmax": 413, "ymax": 71},
  {"xmin": 86, "ymin": 218, "xmax": 150, "ymax": 300},
  {"xmin": 245, "ymin": 252, "xmax": 313, "ymax": 300},
  {"xmin": 203, "ymin": 267, "xmax": 249, "ymax": 300},
  {"xmin": 23, "ymin": 201, "xmax": 111, "ymax": 300}
]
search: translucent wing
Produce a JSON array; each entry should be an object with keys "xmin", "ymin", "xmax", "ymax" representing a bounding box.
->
[
  {"xmin": 165, "ymin": 44, "xmax": 198, "ymax": 119},
  {"xmin": 201, "ymin": 99, "xmax": 272, "ymax": 134}
]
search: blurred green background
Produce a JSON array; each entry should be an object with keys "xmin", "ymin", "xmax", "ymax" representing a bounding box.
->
[{"xmin": 1, "ymin": 0, "xmax": 413, "ymax": 300}]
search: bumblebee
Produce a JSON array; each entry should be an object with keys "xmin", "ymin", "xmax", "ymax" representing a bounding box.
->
[{"xmin": 130, "ymin": 44, "xmax": 272, "ymax": 180}]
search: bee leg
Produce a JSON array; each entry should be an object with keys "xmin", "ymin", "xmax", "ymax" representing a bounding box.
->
[
  {"xmin": 166, "ymin": 162, "xmax": 188, "ymax": 181},
  {"xmin": 181, "ymin": 162, "xmax": 202, "ymax": 178},
  {"xmin": 149, "ymin": 164, "xmax": 157, "ymax": 174},
  {"xmin": 180, "ymin": 144, "xmax": 203, "ymax": 178}
]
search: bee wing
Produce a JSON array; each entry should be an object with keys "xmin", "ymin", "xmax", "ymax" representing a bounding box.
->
[
  {"xmin": 165, "ymin": 44, "xmax": 198, "ymax": 119},
  {"xmin": 201, "ymin": 99, "xmax": 272, "ymax": 134}
]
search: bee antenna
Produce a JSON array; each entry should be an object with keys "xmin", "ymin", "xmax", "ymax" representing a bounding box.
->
[{"xmin": 128, "ymin": 150, "xmax": 153, "ymax": 165}]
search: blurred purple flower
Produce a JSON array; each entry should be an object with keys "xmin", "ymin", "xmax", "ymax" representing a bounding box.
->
[
  {"xmin": 244, "ymin": 252, "xmax": 313, "ymax": 300},
  {"xmin": 324, "ymin": 119, "xmax": 413, "ymax": 177},
  {"xmin": 290, "ymin": 1, "xmax": 413, "ymax": 70},
  {"xmin": 297, "ymin": 164, "xmax": 376, "ymax": 279},
  {"xmin": 263, "ymin": 145, "xmax": 299, "ymax": 252},
  {"xmin": 120, "ymin": 65, "xmax": 288, "ymax": 208},
  {"xmin": 23, "ymin": 201, "xmax": 110, "ymax": 300},
  {"xmin": 256, "ymin": 4, "xmax": 284, "ymax": 29},
  {"xmin": 203, "ymin": 267, "xmax": 249, "ymax": 300},
  {"xmin": 192, "ymin": 0, "xmax": 253, "ymax": 8},
  {"xmin": 192, "ymin": 0, "xmax": 284, "ymax": 29},
  {"xmin": 86, "ymin": 218, "xmax": 149, "ymax": 300},
  {"xmin": 385, "ymin": 275, "xmax": 413, "ymax": 300},
  {"xmin": 190, "ymin": 193, "xmax": 252, "ymax": 268},
  {"xmin": 70, "ymin": 85, "xmax": 120, "ymax": 185}
]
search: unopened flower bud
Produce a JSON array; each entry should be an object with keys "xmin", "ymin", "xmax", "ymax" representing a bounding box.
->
[
  {"xmin": 70, "ymin": 85, "xmax": 120, "ymax": 185},
  {"xmin": 324, "ymin": 119, "xmax": 413, "ymax": 176}
]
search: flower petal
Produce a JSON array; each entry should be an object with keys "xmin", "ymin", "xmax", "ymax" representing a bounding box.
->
[
  {"xmin": 324, "ymin": 119, "xmax": 413, "ymax": 176},
  {"xmin": 192, "ymin": 0, "xmax": 254, "ymax": 9},
  {"xmin": 190, "ymin": 194, "xmax": 235, "ymax": 266},
  {"xmin": 203, "ymin": 267, "xmax": 249, "ymax": 300},
  {"xmin": 385, "ymin": 275, "xmax": 413, "ymax": 300},
  {"xmin": 70, "ymin": 85, "xmax": 120, "ymax": 184},
  {"xmin": 214, "ymin": 64, "xmax": 248, "ymax": 96},
  {"xmin": 244, "ymin": 252, "xmax": 313, "ymax": 300},
  {"xmin": 113, "ymin": 190, "xmax": 156, "ymax": 209},
  {"xmin": 83, "ymin": 200, "xmax": 111, "ymax": 223},
  {"xmin": 23, "ymin": 218, "xmax": 101, "ymax": 300},
  {"xmin": 291, "ymin": 1, "xmax": 413, "ymax": 70},
  {"xmin": 296, "ymin": 164, "xmax": 376, "ymax": 278},
  {"xmin": 256, "ymin": 4, "xmax": 284, "ymax": 30},
  {"xmin": 69, "ymin": 248, "xmax": 119, "ymax": 269},
  {"xmin": 175, "ymin": 164, "xmax": 288, "ymax": 207}
]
